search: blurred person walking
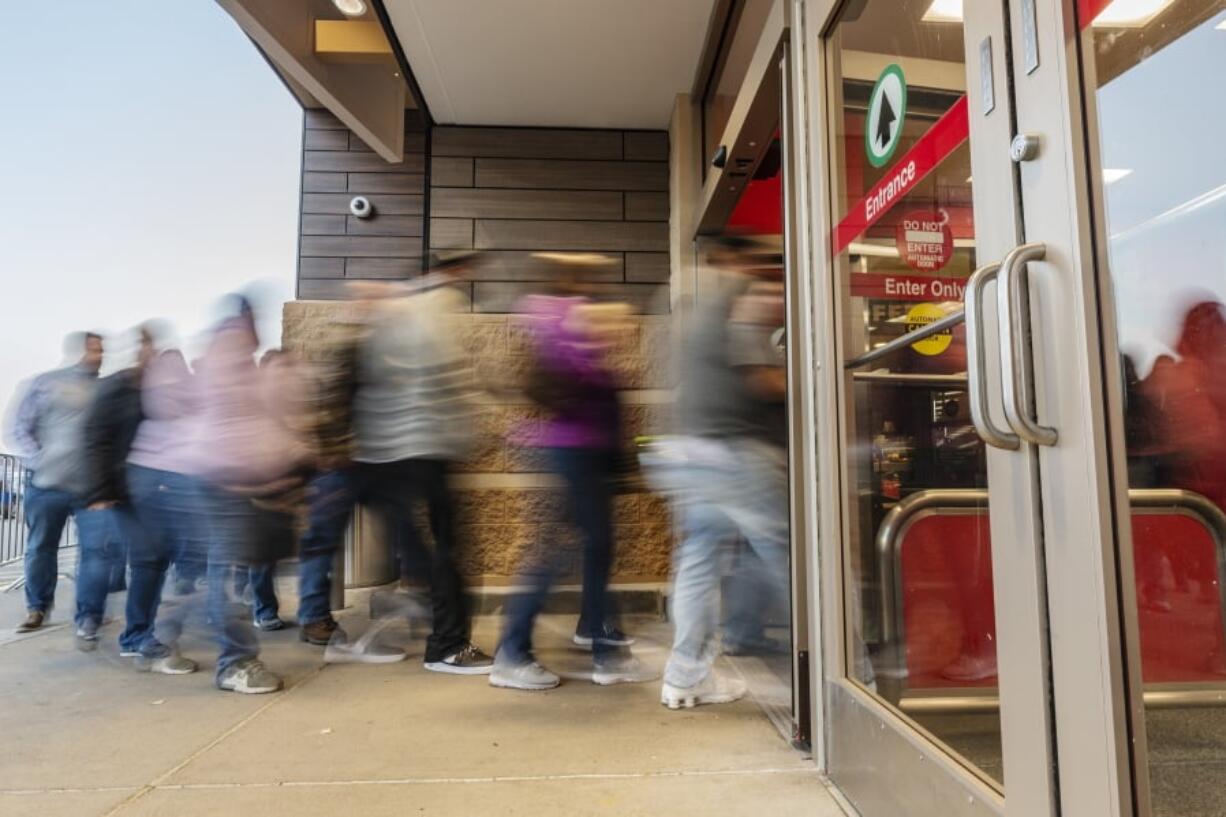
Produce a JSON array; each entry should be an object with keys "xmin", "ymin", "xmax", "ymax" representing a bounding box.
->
[
  {"xmin": 352, "ymin": 252, "xmax": 493, "ymax": 675},
  {"xmin": 122, "ymin": 345, "xmax": 204, "ymax": 675},
  {"xmin": 490, "ymin": 282, "xmax": 648, "ymax": 690},
  {"xmin": 190, "ymin": 297, "xmax": 312, "ymax": 693},
  {"xmin": 7, "ymin": 331, "xmax": 103, "ymax": 633},
  {"xmin": 651, "ymin": 237, "xmax": 789, "ymax": 710},
  {"xmin": 73, "ymin": 325, "xmax": 159, "ymax": 650},
  {"xmin": 296, "ymin": 319, "xmax": 365, "ymax": 649}
]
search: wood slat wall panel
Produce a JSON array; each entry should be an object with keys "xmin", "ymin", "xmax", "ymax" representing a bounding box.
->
[
  {"xmin": 346, "ymin": 214, "xmax": 425, "ymax": 237},
  {"xmin": 305, "ymin": 151, "xmax": 426, "ymax": 174},
  {"xmin": 301, "ymin": 214, "xmax": 347, "ymax": 235},
  {"xmin": 347, "ymin": 173, "xmax": 425, "ymax": 194},
  {"xmin": 302, "ymin": 193, "xmax": 424, "ymax": 216},
  {"xmin": 625, "ymin": 252, "xmax": 670, "ymax": 282},
  {"xmin": 475, "ymin": 159, "xmax": 668, "ymax": 192},
  {"xmin": 432, "ymin": 157, "xmax": 474, "ymax": 187},
  {"xmin": 345, "ymin": 258, "xmax": 417, "ymax": 279},
  {"xmin": 473, "ymin": 282, "xmax": 669, "ymax": 314},
  {"xmin": 301, "ymin": 235, "xmax": 423, "ymax": 258},
  {"xmin": 303, "ymin": 172, "xmax": 347, "ymax": 193},
  {"xmin": 433, "ymin": 127, "xmax": 623, "ymax": 160},
  {"xmin": 469, "ymin": 251, "xmax": 625, "ymax": 282},
  {"xmin": 305, "ymin": 129, "xmax": 349, "ymax": 150},
  {"xmin": 431, "ymin": 188, "xmax": 623, "ymax": 221},
  {"xmin": 475, "ymin": 220, "xmax": 668, "ymax": 252},
  {"xmin": 623, "ymin": 131, "xmax": 670, "ymax": 161},
  {"xmin": 300, "ymin": 257, "xmax": 346, "ymax": 279},
  {"xmin": 430, "ymin": 218, "xmax": 474, "ymax": 249},
  {"xmin": 348, "ymin": 131, "xmax": 427, "ymax": 153},
  {"xmin": 624, "ymin": 192, "xmax": 669, "ymax": 221},
  {"xmin": 304, "ymin": 109, "xmax": 346, "ymax": 130}
]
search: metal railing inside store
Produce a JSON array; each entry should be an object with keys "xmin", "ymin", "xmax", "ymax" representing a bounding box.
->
[{"xmin": 874, "ymin": 487, "xmax": 1226, "ymax": 713}]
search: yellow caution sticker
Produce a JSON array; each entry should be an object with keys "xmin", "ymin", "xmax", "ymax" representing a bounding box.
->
[{"xmin": 905, "ymin": 302, "xmax": 952, "ymax": 356}]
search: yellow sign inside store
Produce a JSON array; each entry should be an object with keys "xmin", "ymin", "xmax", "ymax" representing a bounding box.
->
[{"xmin": 905, "ymin": 303, "xmax": 952, "ymax": 356}]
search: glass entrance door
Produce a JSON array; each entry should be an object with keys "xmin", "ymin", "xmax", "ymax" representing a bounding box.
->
[
  {"xmin": 812, "ymin": 0, "xmax": 1061, "ymax": 814},
  {"xmin": 1070, "ymin": 3, "xmax": 1226, "ymax": 815}
]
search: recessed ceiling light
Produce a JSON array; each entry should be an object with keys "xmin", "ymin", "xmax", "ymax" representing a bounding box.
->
[
  {"xmin": 333, "ymin": 0, "xmax": 367, "ymax": 17},
  {"xmin": 922, "ymin": 0, "xmax": 963, "ymax": 23},
  {"xmin": 1091, "ymin": 0, "xmax": 1175, "ymax": 27},
  {"xmin": 1102, "ymin": 168, "xmax": 1133, "ymax": 184}
]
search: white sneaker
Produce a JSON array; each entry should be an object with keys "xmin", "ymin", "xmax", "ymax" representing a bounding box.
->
[
  {"xmin": 592, "ymin": 654, "xmax": 657, "ymax": 686},
  {"xmin": 216, "ymin": 659, "xmax": 282, "ymax": 694},
  {"xmin": 661, "ymin": 672, "xmax": 747, "ymax": 710},
  {"xmin": 324, "ymin": 642, "xmax": 406, "ymax": 665},
  {"xmin": 135, "ymin": 653, "xmax": 198, "ymax": 675},
  {"xmin": 489, "ymin": 656, "xmax": 560, "ymax": 690}
]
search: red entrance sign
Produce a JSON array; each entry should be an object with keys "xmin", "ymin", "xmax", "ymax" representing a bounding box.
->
[
  {"xmin": 834, "ymin": 96, "xmax": 970, "ymax": 253},
  {"xmin": 896, "ymin": 210, "xmax": 954, "ymax": 272},
  {"xmin": 850, "ymin": 273, "xmax": 966, "ymax": 302}
]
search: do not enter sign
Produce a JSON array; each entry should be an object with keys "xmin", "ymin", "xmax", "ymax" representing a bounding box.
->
[{"xmin": 896, "ymin": 210, "xmax": 954, "ymax": 272}]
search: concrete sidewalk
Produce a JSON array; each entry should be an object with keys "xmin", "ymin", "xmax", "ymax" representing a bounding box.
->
[{"xmin": 0, "ymin": 576, "xmax": 844, "ymax": 817}]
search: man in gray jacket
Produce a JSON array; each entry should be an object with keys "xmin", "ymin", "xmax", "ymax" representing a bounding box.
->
[{"xmin": 9, "ymin": 332, "xmax": 103, "ymax": 632}]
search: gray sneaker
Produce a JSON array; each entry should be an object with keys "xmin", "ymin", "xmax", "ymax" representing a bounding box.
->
[
  {"xmin": 253, "ymin": 615, "xmax": 286, "ymax": 632},
  {"xmin": 75, "ymin": 620, "xmax": 100, "ymax": 652},
  {"xmin": 592, "ymin": 653, "xmax": 657, "ymax": 686},
  {"xmin": 424, "ymin": 643, "xmax": 494, "ymax": 675},
  {"xmin": 489, "ymin": 653, "xmax": 561, "ymax": 690},
  {"xmin": 135, "ymin": 653, "xmax": 198, "ymax": 675},
  {"xmin": 216, "ymin": 658, "xmax": 282, "ymax": 694}
]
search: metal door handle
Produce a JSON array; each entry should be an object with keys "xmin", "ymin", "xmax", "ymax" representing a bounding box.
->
[
  {"xmin": 964, "ymin": 262, "xmax": 1019, "ymax": 450},
  {"xmin": 997, "ymin": 242, "xmax": 1058, "ymax": 447}
]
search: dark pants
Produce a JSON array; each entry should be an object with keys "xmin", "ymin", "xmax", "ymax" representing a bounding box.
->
[
  {"xmin": 74, "ymin": 506, "xmax": 140, "ymax": 628},
  {"xmin": 123, "ymin": 465, "xmax": 205, "ymax": 656},
  {"xmin": 297, "ymin": 469, "xmax": 358, "ymax": 626},
  {"xmin": 22, "ymin": 483, "xmax": 79, "ymax": 613},
  {"xmin": 360, "ymin": 458, "xmax": 468, "ymax": 663},
  {"xmin": 500, "ymin": 448, "xmax": 618, "ymax": 662}
]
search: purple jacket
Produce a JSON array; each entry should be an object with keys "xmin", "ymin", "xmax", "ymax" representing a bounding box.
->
[{"xmin": 517, "ymin": 295, "xmax": 621, "ymax": 451}]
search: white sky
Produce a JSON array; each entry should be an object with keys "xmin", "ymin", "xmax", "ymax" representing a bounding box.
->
[{"xmin": 0, "ymin": 1, "xmax": 301, "ymax": 418}]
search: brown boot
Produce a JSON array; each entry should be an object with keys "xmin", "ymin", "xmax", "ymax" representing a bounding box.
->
[
  {"xmin": 300, "ymin": 618, "xmax": 343, "ymax": 646},
  {"xmin": 16, "ymin": 609, "xmax": 46, "ymax": 634}
]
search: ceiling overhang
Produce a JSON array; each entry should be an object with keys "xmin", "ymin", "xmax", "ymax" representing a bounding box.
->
[{"xmin": 379, "ymin": 0, "xmax": 717, "ymax": 129}]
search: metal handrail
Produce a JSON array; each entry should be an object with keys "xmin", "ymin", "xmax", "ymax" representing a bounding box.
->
[
  {"xmin": 844, "ymin": 308, "xmax": 966, "ymax": 370},
  {"xmin": 0, "ymin": 452, "xmax": 79, "ymax": 593},
  {"xmin": 874, "ymin": 487, "xmax": 1226, "ymax": 708}
]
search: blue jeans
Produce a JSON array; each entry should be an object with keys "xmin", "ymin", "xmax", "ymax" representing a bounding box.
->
[
  {"xmin": 23, "ymin": 483, "xmax": 79, "ymax": 613},
  {"xmin": 123, "ymin": 466, "xmax": 206, "ymax": 656},
  {"xmin": 201, "ymin": 485, "xmax": 262, "ymax": 676},
  {"xmin": 499, "ymin": 448, "xmax": 618, "ymax": 663},
  {"xmin": 75, "ymin": 506, "xmax": 141, "ymax": 628},
  {"xmin": 652, "ymin": 438, "xmax": 789, "ymax": 688},
  {"xmin": 233, "ymin": 564, "xmax": 279, "ymax": 623},
  {"xmin": 298, "ymin": 469, "xmax": 357, "ymax": 626}
]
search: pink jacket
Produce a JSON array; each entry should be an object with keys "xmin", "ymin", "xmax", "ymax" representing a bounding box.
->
[{"xmin": 188, "ymin": 319, "xmax": 311, "ymax": 486}]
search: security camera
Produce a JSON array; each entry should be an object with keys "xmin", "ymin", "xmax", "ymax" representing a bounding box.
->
[{"xmin": 349, "ymin": 196, "xmax": 373, "ymax": 219}]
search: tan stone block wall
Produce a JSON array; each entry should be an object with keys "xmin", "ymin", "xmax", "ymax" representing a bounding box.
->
[{"xmin": 283, "ymin": 301, "xmax": 674, "ymax": 584}]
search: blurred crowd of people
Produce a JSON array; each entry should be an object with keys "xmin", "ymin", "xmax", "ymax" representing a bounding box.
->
[{"xmin": 4, "ymin": 241, "xmax": 789, "ymax": 709}]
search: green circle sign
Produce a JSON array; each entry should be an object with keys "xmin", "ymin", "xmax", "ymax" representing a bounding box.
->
[{"xmin": 865, "ymin": 63, "xmax": 907, "ymax": 168}]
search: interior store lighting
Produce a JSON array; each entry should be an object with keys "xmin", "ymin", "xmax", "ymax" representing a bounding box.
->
[
  {"xmin": 922, "ymin": 0, "xmax": 963, "ymax": 23},
  {"xmin": 922, "ymin": 0, "xmax": 1174, "ymax": 26},
  {"xmin": 333, "ymin": 0, "xmax": 368, "ymax": 17}
]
